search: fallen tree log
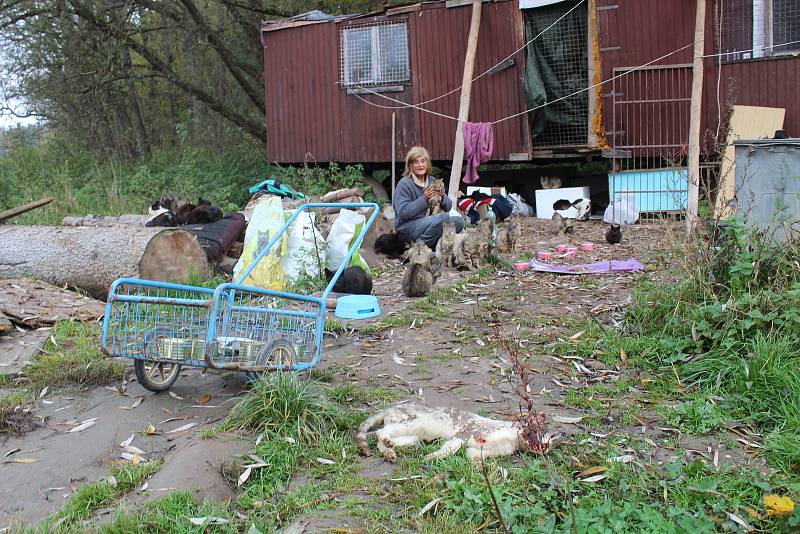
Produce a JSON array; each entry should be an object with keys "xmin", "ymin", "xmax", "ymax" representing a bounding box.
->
[
  {"xmin": 0, "ymin": 225, "xmax": 211, "ymax": 299},
  {"xmin": 61, "ymin": 214, "xmax": 151, "ymax": 226}
]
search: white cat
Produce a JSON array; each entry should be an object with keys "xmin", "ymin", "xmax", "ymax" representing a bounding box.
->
[{"xmin": 356, "ymin": 403, "xmax": 529, "ymax": 463}]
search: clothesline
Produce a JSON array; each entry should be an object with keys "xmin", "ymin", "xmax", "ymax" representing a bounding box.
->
[{"xmin": 350, "ymin": 38, "xmax": 800, "ymax": 125}]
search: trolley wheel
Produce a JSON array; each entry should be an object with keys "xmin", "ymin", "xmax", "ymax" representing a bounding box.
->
[
  {"xmin": 134, "ymin": 359, "xmax": 182, "ymax": 392},
  {"xmin": 245, "ymin": 339, "xmax": 297, "ymax": 382}
]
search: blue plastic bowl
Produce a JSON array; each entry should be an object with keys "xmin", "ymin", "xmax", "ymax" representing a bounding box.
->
[{"xmin": 334, "ymin": 294, "xmax": 381, "ymax": 319}]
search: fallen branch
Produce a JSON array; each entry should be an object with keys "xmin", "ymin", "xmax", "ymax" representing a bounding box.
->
[{"xmin": 0, "ymin": 198, "xmax": 54, "ymax": 223}]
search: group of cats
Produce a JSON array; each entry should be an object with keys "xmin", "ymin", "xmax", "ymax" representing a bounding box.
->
[
  {"xmin": 145, "ymin": 193, "xmax": 223, "ymax": 227},
  {"xmin": 400, "ymin": 215, "xmax": 522, "ymax": 298}
]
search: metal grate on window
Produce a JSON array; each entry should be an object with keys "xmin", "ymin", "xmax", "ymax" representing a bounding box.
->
[
  {"xmin": 340, "ymin": 22, "xmax": 410, "ymax": 87},
  {"xmin": 717, "ymin": 0, "xmax": 800, "ymax": 62}
]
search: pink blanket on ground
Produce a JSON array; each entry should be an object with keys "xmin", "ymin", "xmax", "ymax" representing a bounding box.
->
[{"xmin": 527, "ymin": 258, "xmax": 645, "ymax": 274}]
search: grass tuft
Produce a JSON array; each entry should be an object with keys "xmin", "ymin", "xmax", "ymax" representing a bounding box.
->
[
  {"xmin": 221, "ymin": 372, "xmax": 341, "ymax": 444},
  {"xmin": 20, "ymin": 321, "xmax": 125, "ymax": 388}
]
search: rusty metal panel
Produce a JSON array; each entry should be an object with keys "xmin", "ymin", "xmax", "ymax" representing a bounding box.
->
[
  {"xmin": 263, "ymin": 0, "xmax": 529, "ymax": 164},
  {"xmin": 596, "ymin": 0, "xmax": 800, "ymax": 154}
]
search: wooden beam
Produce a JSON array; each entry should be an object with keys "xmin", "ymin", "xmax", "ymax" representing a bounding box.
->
[
  {"xmin": 686, "ymin": 0, "xmax": 706, "ymax": 236},
  {"xmin": 447, "ymin": 0, "xmax": 483, "ymax": 204},
  {"xmin": 0, "ymin": 197, "xmax": 54, "ymax": 223}
]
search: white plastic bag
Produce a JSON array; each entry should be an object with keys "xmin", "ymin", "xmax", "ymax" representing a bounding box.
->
[
  {"xmin": 326, "ymin": 209, "xmax": 369, "ymax": 273},
  {"xmin": 283, "ymin": 211, "xmax": 326, "ymax": 284},
  {"xmin": 508, "ymin": 193, "xmax": 534, "ymax": 217},
  {"xmin": 233, "ymin": 195, "xmax": 288, "ymax": 290},
  {"xmin": 603, "ymin": 192, "xmax": 640, "ymax": 225}
]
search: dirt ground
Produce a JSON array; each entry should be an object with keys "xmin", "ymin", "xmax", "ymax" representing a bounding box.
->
[{"xmin": 0, "ymin": 217, "xmax": 764, "ymax": 530}]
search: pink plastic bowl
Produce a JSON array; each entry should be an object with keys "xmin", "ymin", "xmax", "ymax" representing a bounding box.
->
[
  {"xmin": 537, "ymin": 251, "xmax": 555, "ymax": 261},
  {"xmin": 514, "ymin": 261, "xmax": 530, "ymax": 271},
  {"xmin": 563, "ymin": 250, "xmax": 577, "ymax": 258},
  {"xmin": 565, "ymin": 246, "xmax": 578, "ymax": 254},
  {"xmin": 556, "ymin": 244, "xmax": 569, "ymax": 253},
  {"xmin": 579, "ymin": 242, "xmax": 595, "ymax": 251}
]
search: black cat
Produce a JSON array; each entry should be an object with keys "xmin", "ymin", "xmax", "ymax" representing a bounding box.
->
[
  {"xmin": 324, "ymin": 266, "xmax": 373, "ymax": 295},
  {"xmin": 374, "ymin": 233, "xmax": 409, "ymax": 259}
]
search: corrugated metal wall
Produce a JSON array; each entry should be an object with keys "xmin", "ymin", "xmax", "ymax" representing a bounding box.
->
[
  {"xmin": 597, "ymin": 0, "xmax": 800, "ymax": 151},
  {"xmin": 262, "ymin": 1, "xmax": 530, "ymax": 164}
]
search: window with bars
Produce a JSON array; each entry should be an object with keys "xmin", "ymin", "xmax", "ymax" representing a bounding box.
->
[
  {"xmin": 340, "ymin": 22, "xmax": 410, "ymax": 87},
  {"xmin": 717, "ymin": 0, "xmax": 800, "ymax": 61}
]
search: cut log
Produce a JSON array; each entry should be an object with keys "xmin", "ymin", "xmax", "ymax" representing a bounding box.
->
[
  {"xmin": 0, "ymin": 225, "xmax": 211, "ymax": 299},
  {"xmin": 61, "ymin": 214, "xmax": 151, "ymax": 226},
  {"xmin": 320, "ymin": 187, "xmax": 365, "ymax": 203},
  {"xmin": 0, "ymin": 198, "xmax": 54, "ymax": 223}
]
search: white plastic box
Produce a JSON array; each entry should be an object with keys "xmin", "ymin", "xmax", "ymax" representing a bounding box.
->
[{"xmin": 535, "ymin": 186, "xmax": 590, "ymax": 219}]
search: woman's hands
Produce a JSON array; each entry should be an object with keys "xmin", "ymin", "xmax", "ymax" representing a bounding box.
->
[{"xmin": 423, "ymin": 186, "xmax": 438, "ymax": 200}]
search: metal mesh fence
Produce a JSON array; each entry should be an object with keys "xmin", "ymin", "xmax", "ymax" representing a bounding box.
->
[
  {"xmin": 340, "ymin": 21, "xmax": 410, "ymax": 87},
  {"xmin": 525, "ymin": 1, "xmax": 588, "ymax": 147},
  {"xmin": 609, "ymin": 65, "xmax": 691, "ymax": 214},
  {"xmin": 717, "ymin": 0, "xmax": 800, "ymax": 61}
]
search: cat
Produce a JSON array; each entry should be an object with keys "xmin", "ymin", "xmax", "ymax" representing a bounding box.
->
[
  {"xmin": 374, "ymin": 233, "xmax": 409, "ymax": 259},
  {"xmin": 402, "ymin": 241, "xmax": 437, "ymax": 297},
  {"xmin": 428, "ymin": 178, "xmax": 445, "ymax": 215},
  {"xmin": 186, "ymin": 198, "xmax": 223, "ymax": 225},
  {"xmin": 145, "ymin": 201, "xmax": 178, "ymax": 227},
  {"xmin": 356, "ymin": 403, "xmax": 528, "ymax": 463},
  {"xmin": 174, "ymin": 198, "xmax": 224, "ymax": 225},
  {"xmin": 496, "ymin": 216, "xmax": 521, "ymax": 254},
  {"xmin": 453, "ymin": 223, "xmax": 489, "ymax": 271},
  {"xmin": 324, "ymin": 265, "xmax": 373, "ymax": 295},
  {"xmin": 552, "ymin": 212, "xmax": 574, "ymax": 237},
  {"xmin": 435, "ymin": 221, "xmax": 457, "ymax": 267},
  {"xmin": 552, "ymin": 198, "xmax": 591, "ymax": 221}
]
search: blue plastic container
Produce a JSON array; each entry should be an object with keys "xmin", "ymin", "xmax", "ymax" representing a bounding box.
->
[{"xmin": 335, "ymin": 295, "xmax": 381, "ymax": 319}]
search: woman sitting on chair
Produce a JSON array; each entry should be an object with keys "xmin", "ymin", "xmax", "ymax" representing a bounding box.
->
[{"xmin": 392, "ymin": 146, "xmax": 464, "ymax": 249}]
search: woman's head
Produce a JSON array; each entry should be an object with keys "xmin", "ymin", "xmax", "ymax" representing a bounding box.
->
[{"xmin": 403, "ymin": 146, "xmax": 432, "ymax": 179}]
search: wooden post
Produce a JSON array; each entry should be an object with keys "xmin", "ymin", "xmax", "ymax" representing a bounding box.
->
[
  {"xmin": 686, "ymin": 0, "xmax": 706, "ymax": 236},
  {"xmin": 391, "ymin": 111, "xmax": 397, "ymax": 197},
  {"xmin": 0, "ymin": 197, "xmax": 54, "ymax": 223},
  {"xmin": 447, "ymin": 0, "xmax": 483, "ymax": 205}
]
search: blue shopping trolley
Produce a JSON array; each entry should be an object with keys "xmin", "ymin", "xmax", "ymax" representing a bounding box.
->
[{"xmin": 101, "ymin": 202, "xmax": 379, "ymax": 391}]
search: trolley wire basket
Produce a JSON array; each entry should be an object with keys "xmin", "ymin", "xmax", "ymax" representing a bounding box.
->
[{"xmin": 101, "ymin": 202, "xmax": 379, "ymax": 391}]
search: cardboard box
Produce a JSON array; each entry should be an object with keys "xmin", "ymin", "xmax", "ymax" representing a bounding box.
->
[{"xmin": 535, "ymin": 186, "xmax": 590, "ymax": 219}]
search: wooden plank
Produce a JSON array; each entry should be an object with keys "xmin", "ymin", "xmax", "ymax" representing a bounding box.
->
[
  {"xmin": 686, "ymin": 0, "xmax": 706, "ymax": 235},
  {"xmin": 447, "ymin": 0, "xmax": 483, "ymax": 202},
  {"xmin": 714, "ymin": 105, "xmax": 785, "ymax": 218},
  {"xmin": 0, "ymin": 198, "xmax": 54, "ymax": 223}
]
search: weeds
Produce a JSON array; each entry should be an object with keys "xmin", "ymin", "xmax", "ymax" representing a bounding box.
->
[
  {"xmin": 605, "ymin": 220, "xmax": 800, "ymax": 469},
  {"xmin": 20, "ymin": 321, "xmax": 125, "ymax": 388},
  {"xmin": 0, "ymin": 391, "xmax": 34, "ymax": 434},
  {"xmin": 33, "ymin": 461, "xmax": 163, "ymax": 532},
  {"xmin": 221, "ymin": 372, "xmax": 342, "ymax": 444}
]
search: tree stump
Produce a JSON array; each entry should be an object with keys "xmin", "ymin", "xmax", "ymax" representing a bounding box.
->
[{"xmin": 0, "ymin": 225, "xmax": 211, "ymax": 299}]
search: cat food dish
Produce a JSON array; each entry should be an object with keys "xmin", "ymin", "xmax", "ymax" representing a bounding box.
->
[
  {"xmin": 579, "ymin": 242, "xmax": 595, "ymax": 251},
  {"xmin": 556, "ymin": 244, "xmax": 569, "ymax": 253},
  {"xmin": 335, "ymin": 294, "xmax": 381, "ymax": 319},
  {"xmin": 513, "ymin": 261, "xmax": 530, "ymax": 270},
  {"xmin": 537, "ymin": 251, "xmax": 555, "ymax": 261}
]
